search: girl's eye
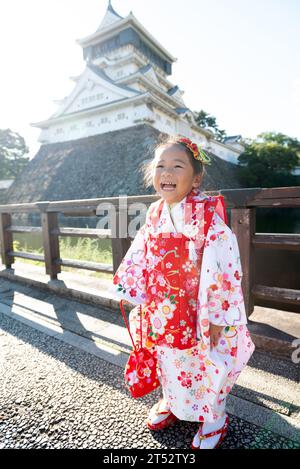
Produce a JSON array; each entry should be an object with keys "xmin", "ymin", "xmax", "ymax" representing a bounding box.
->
[{"xmin": 175, "ymin": 165, "xmax": 183, "ymax": 168}]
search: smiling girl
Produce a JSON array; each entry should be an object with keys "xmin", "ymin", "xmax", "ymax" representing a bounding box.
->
[{"xmin": 113, "ymin": 136, "xmax": 255, "ymax": 449}]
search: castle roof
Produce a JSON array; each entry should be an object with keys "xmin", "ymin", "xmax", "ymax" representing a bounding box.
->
[
  {"xmin": 77, "ymin": 2, "xmax": 176, "ymax": 73},
  {"xmin": 96, "ymin": 0, "xmax": 124, "ymax": 31},
  {"xmin": 223, "ymin": 135, "xmax": 242, "ymax": 143}
]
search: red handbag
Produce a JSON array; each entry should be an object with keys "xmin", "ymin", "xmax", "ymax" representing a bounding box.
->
[{"xmin": 120, "ymin": 300, "xmax": 160, "ymax": 398}]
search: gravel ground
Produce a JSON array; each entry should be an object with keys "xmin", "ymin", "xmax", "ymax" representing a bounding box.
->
[{"xmin": 0, "ymin": 312, "xmax": 299, "ymax": 450}]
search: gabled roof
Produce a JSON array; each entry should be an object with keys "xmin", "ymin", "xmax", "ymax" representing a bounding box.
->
[
  {"xmin": 87, "ymin": 63, "xmax": 140, "ymax": 94},
  {"xmin": 77, "ymin": 10, "xmax": 176, "ymax": 65},
  {"xmin": 96, "ymin": 1, "xmax": 123, "ymax": 32},
  {"xmin": 137, "ymin": 64, "xmax": 160, "ymax": 85},
  {"xmin": 175, "ymin": 107, "xmax": 190, "ymax": 114},
  {"xmin": 31, "ymin": 64, "xmax": 142, "ymax": 127},
  {"xmin": 223, "ymin": 135, "xmax": 242, "ymax": 143},
  {"xmin": 167, "ymin": 86, "xmax": 179, "ymax": 96},
  {"xmin": 107, "ymin": 0, "xmax": 122, "ymax": 18},
  {"xmin": 139, "ymin": 64, "xmax": 152, "ymax": 74}
]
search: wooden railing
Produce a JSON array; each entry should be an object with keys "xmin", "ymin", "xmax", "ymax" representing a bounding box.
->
[{"xmin": 0, "ymin": 187, "xmax": 299, "ymax": 317}]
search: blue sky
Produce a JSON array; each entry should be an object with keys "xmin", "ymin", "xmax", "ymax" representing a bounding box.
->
[{"xmin": 0, "ymin": 0, "xmax": 299, "ymax": 159}]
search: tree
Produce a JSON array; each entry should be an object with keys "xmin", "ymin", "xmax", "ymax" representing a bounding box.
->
[
  {"xmin": 257, "ymin": 132, "xmax": 300, "ymax": 152},
  {"xmin": 194, "ymin": 110, "xmax": 227, "ymax": 142},
  {"xmin": 237, "ymin": 132, "xmax": 300, "ymax": 188},
  {"xmin": 0, "ymin": 129, "xmax": 29, "ymax": 179}
]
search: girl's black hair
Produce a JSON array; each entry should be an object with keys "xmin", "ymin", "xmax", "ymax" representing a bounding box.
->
[{"xmin": 141, "ymin": 136, "xmax": 206, "ymax": 189}]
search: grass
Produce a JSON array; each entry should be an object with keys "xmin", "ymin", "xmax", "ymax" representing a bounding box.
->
[{"xmin": 11, "ymin": 234, "xmax": 113, "ymax": 281}]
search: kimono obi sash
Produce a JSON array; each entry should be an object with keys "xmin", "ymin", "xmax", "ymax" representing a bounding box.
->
[{"xmin": 143, "ymin": 193, "xmax": 227, "ymax": 350}]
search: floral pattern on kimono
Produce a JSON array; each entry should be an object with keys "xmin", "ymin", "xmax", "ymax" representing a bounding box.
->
[
  {"xmin": 113, "ymin": 223, "xmax": 148, "ymax": 306},
  {"xmin": 112, "ymin": 189, "xmax": 255, "ymax": 423}
]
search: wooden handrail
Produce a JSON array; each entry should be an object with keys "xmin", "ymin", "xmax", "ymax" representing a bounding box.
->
[
  {"xmin": 0, "ymin": 186, "xmax": 299, "ymax": 317},
  {"xmin": 1, "ymin": 187, "xmax": 300, "ymax": 214},
  {"xmin": 253, "ymin": 234, "xmax": 300, "ymax": 250},
  {"xmin": 55, "ymin": 258, "xmax": 113, "ymax": 274},
  {"xmin": 252, "ymin": 285, "xmax": 300, "ymax": 305}
]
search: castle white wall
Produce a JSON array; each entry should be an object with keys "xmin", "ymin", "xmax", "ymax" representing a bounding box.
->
[
  {"xmin": 38, "ymin": 102, "xmax": 151, "ymax": 144},
  {"xmin": 65, "ymin": 82, "xmax": 125, "ymax": 115},
  {"xmin": 39, "ymin": 102, "xmax": 210, "ymax": 153},
  {"xmin": 209, "ymin": 141, "xmax": 240, "ymax": 164},
  {"xmin": 105, "ymin": 62, "xmax": 140, "ymax": 81}
]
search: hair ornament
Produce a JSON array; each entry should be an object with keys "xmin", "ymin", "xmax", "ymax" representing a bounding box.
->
[{"xmin": 177, "ymin": 137, "xmax": 212, "ymax": 165}]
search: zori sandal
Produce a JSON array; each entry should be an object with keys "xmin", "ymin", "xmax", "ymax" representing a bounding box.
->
[
  {"xmin": 191, "ymin": 414, "xmax": 229, "ymax": 450},
  {"xmin": 146, "ymin": 400, "xmax": 178, "ymax": 431}
]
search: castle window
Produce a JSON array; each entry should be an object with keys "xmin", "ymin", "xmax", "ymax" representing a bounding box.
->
[
  {"xmin": 117, "ymin": 113, "xmax": 126, "ymax": 120},
  {"xmin": 55, "ymin": 128, "xmax": 64, "ymax": 134},
  {"xmin": 86, "ymin": 121, "xmax": 94, "ymax": 127},
  {"xmin": 101, "ymin": 117, "xmax": 108, "ymax": 124}
]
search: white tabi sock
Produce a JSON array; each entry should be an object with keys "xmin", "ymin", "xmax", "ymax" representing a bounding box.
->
[
  {"xmin": 148, "ymin": 398, "xmax": 171, "ymax": 425},
  {"xmin": 192, "ymin": 414, "xmax": 227, "ymax": 449}
]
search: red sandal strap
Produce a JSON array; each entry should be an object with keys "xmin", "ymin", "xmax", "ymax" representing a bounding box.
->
[
  {"xmin": 146, "ymin": 412, "xmax": 177, "ymax": 431},
  {"xmin": 154, "ymin": 400, "xmax": 170, "ymax": 415},
  {"xmin": 197, "ymin": 415, "xmax": 229, "ymax": 441}
]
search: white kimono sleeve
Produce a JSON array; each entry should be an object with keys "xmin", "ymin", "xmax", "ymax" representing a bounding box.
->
[
  {"xmin": 199, "ymin": 211, "xmax": 248, "ymax": 327},
  {"xmin": 111, "ymin": 224, "xmax": 148, "ymax": 305}
]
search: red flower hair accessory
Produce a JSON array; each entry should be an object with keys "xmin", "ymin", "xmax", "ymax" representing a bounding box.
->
[{"xmin": 178, "ymin": 137, "xmax": 212, "ymax": 165}]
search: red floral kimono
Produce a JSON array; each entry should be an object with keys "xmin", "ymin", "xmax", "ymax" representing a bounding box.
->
[{"xmin": 112, "ymin": 188, "xmax": 255, "ymax": 423}]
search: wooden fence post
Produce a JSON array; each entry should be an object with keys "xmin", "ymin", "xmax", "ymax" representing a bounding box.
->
[
  {"xmin": 38, "ymin": 203, "xmax": 61, "ymax": 280},
  {"xmin": 231, "ymin": 207, "xmax": 256, "ymax": 319},
  {"xmin": 111, "ymin": 199, "xmax": 131, "ymax": 275},
  {"xmin": 0, "ymin": 213, "xmax": 14, "ymax": 268}
]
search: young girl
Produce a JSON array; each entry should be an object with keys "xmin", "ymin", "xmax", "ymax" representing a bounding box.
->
[{"xmin": 112, "ymin": 137, "xmax": 255, "ymax": 449}]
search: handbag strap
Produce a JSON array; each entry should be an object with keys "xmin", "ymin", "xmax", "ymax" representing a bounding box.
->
[{"xmin": 120, "ymin": 300, "xmax": 143, "ymax": 352}]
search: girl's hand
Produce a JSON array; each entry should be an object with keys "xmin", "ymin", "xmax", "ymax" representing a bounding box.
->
[{"xmin": 210, "ymin": 324, "xmax": 224, "ymax": 350}]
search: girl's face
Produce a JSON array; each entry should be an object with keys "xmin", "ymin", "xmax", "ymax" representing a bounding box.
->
[{"xmin": 152, "ymin": 144, "xmax": 202, "ymax": 204}]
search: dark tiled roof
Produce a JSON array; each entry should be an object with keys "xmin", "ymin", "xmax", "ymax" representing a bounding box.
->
[
  {"xmin": 4, "ymin": 125, "xmax": 242, "ymax": 206},
  {"xmin": 108, "ymin": 1, "xmax": 123, "ymax": 19},
  {"xmin": 167, "ymin": 85, "xmax": 179, "ymax": 96},
  {"xmin": 175, "ymin": 107, "xmax": 189, "ymax": 114},
  {"xmin": 139, "ymin": 64, "xmax": 152, "ymax": 74},
  {"xmin": 223, "ymin": 135, "xmax": 242, "ymax": 143},
  {"xmin": 87, "ymin": 64, "xmax": 140, "ymax": 94}
]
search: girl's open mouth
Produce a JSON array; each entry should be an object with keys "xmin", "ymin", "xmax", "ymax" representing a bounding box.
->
[{"xmin": 161, "ymin": 183, "xmax": 177, "ymax": 191}]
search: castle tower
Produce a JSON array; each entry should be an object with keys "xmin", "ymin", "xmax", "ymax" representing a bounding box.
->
[
  {"xmin": 4, "ymin": 2, "xmax": 243, "ymax": 207},
  {"xmin": 31, "ymin": 1, "xmax": 243, "ymax": 165}
]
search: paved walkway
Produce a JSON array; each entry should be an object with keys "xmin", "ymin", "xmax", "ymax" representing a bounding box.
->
[{"xmin": 0, "ymin": 276, "xmax": 299, "ymax": 449}]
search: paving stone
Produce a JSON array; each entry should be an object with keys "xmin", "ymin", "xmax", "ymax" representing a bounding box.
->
[{"xmin": 0, "ymin": 311, "xmax": 299, "ymax": 449}]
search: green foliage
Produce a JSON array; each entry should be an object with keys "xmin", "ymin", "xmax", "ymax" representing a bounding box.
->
[
  {"xmin": 257, "ymin": 132, "xmax": 300, "ymax": 152},
  {"xmin": 237, "ymin": 132, "xmax": 300, "ymax": 188},
  {"xmin": 0, "ymin": 128, "xmax": 29, "ymax": 179},
  {"xmin": 59, "ymin": 237, "xmax": 112, "ymax": 265},
  {"xmin": 194, "ymin": 110, "xmax": 227, "ymax": 142},
  {"xmin": 11, "ymin": 234, "xmax": 113, "ymax": 279}
]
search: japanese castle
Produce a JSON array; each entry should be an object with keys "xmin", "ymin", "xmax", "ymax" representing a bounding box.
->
[{"xmin": 31, "ymin": 1, "xmax": 244, "ymax": 165}]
